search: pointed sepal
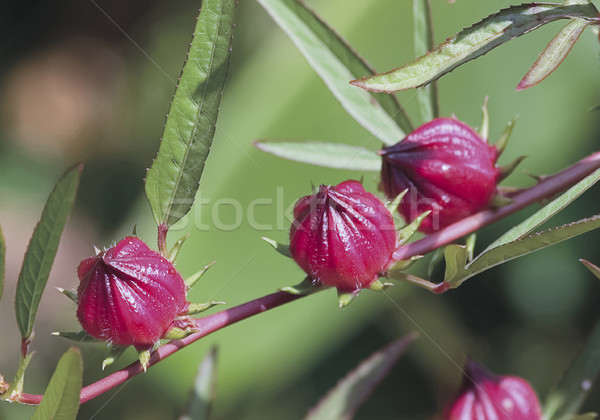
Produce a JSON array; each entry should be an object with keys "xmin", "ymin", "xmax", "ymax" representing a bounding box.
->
[
  {"xmin": 398, "ymin": 211, "xmax": 431, "ymax": 244},
  {"xmin": 261, "ymin": 237, "xmax": 291, "ymax": 258},
  {"xmin": 163, "ymin": 317, "xmax": 198, "ymax": 341},
  {"xmin": 185, "ymin": 301, "xmax": 225, "ymax": 315},
  {"xmin": 385, "ymin": 189, "xmax": 408, "ymax": 214},
  {"xmin": 494, "ymin": 116, "xmax": 517, "ymax": 156},
  {"xmin": 338, "ymin": 290, "xmax": 358, "ymax": 308},
  {"xmin": 580, "ymin": 259, "xmax": 600, "ymax": 280},
  {"xmin": 368, "ymin": 279, "xmax": 394, "ymax": 292},
  {"xmin": 51, "ymin": 330, "xmax": 103, "ymax": 343},
  {"xmin": 102, "ymin": 346, "xmax": 127, "ymax": 371},
  {"xmin": 132, "ymin": 224, "xmax": 138, "ymax": 236},
  {"xmin": 56, "ymin": 287, "xmax": 78, "ymax": 304},
  {"xmin": 279, "ymin": 277, "xmax": 324, "ymax": 295},
  {"xmin": 489, "ymin": 193, "xmax": 514, "ymax": 208},
  {"xmin": 185, "ymin": 261, "xmax": 216, "ymax": 289},
  {"xmin": 479, "ymin": 96, "xmax": 489, "ymax": 140},
  {"xmin": 388, "ymin": 255, "xmax": 424, "ymax": 272},
  {"xmin": 168, "ymin": 233, "xmax": 191, "ymax": 262},
  {"xmin": 497, "ymin": 155, "xmax": 527, "ymax": 181},
  {"xmin": 137, "ymin": 348, "xmax": 151, "ymax": 372}
]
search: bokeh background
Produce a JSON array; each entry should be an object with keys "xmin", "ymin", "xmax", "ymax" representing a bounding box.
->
[{"xmin": 1, "ymin": 0, "xmax": 599, "ymax": 418}]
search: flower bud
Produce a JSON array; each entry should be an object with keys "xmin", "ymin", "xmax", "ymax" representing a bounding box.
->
[
  {"xmin": 76, "ymin": 236, "xmax": 188, "ymax": 347},
  {"xmin": 289, "ymin": 180, "xmax": 396, "ymax": 292},
  {"xmin": 380, "ymin": 117, "xmax": 500, "ymax": 233},
  {"xmin": 443, "ymin": 359, "xmax": 542, "ymax": 420}
]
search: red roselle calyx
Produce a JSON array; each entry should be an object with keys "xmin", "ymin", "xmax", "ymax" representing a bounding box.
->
[
  {"xmin": 76, "ymin": 236, "xmax": 189, "ymax": 347},
  {"xmin": 443, "ymin": 359, "xmax": 543, "ymax": 420},
  {"xmin": 289, "ymin": 180, "xmax": 396, "ymax": 293},
  {"xmin": 380, "ymin": 117, "xmax": 500, "ymax": 233}
]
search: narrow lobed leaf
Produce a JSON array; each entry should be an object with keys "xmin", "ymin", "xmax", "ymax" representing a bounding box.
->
[
  {"xmin": 145, "ymin": 0, "xmax": 239, "ymax": 229},
  {"xmin": 452, "ymin": 215, "xmax": 600, "ymax": 287},
  {"xmin": 30, "ymin": 348, "xmax": 83, "ymax": 420},
  {"xmin": 256, "ymin": 0, "xmax": 411, "ymax": 145},
  {"xmin": 351, "ymin": 2, "xmax": 599, "ymax": 92},
  {"xmin": 304, "ymin": 333, "xmax": 418, "ymax": 420},
  {"xmin": 180, "ymin": 347, "xmax": 219, "ymax": 420},
  {"xmin": 255, "ymin": 140, "xmax": 381, "ymax": 172},
  {"xmin": 517, "ymin": 17, "xmax": 589, "ymax": 91},
  {"xmin": 413, "ymin": 0, "xmax": 439, "ymax": 122},
  {"xmin": 15, "ymin": 163, "xmax": 82, "ymax": 340},
  {"xmin": 483, "ymin": 168, "xmax": 600, "ymax": 252}
]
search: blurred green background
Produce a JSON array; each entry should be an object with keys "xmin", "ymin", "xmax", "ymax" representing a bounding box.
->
[{"xmin": 1, "ymin": 0, "xmax": 599, "ymax": 418}]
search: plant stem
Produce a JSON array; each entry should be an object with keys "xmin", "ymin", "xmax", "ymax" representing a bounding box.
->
[{"xmin": 14, "ymin": 149, "xmax": 600, "ymax": 406}]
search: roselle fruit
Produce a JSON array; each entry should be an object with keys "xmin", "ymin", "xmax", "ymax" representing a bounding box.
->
[
  {"xmin": 443, "ymin": 359, "xmax": 543, "ymax": 420},
  {"xmin": 289, "ymin": 180, "xmax": 396, "ymax": 293},
  {"xmin": 76, "ymin": 236, "xmax": 188, "ymax": 347},
  {"xmin": 380, "ymin": 117, "xmax": 500, "ymax": 233}
]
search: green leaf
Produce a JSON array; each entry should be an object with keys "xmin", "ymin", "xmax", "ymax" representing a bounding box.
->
[
  {"xmin": 351, "ymin": 2, "xmax": 599, "ymax": 92},
  {"xmin": 449, "ymin": 215, "xmax": 600, "ymax": 287},
  {"xmin": 443, "ymin": 244, "xmax": 469, "ymax": 284},
  {"xmin": 180, "ymin": 347, "xmax": 219, "ymax": 420},
  {"xmin": 256, "ymin": 0, "xmax": 411, "ymax": 145},
  {"xmin": 304, "ymin": 333, "xmax": 417, "ymax": 420},
  {"xmin": 254, "ymin": 140, "xmax": 381, "ymax": 171},
  {"xmin": 15, "ymin": 164, "xmax": 82, "ymax": 340},
  {"xmin": 544, "ymin": 321, "xmax": 600, "ymax": 420},
  {"xmin": 413, "ymin": 0, "xmax": 439, "ymax": 121},
  {"xmin": 571, "ymin": 414, "xmax": 598, "ymax": 420},
  {"xmin": 30, "ymin": 348, "xmax": 82, "ymax": 420},
  {"xmin": 517, "ymin": 18, "xmax": 589, "ymax": 90},
  {"xmin": 144, "ymin": 0, "xmax": 239, "ymax": 228},
  {"xmin": 484, "ymin": 168, "xmax": 600, "ymax": 252},
  {"xmin": 0, "ymin": 225, "xmax": 4, "ymax": 303}
]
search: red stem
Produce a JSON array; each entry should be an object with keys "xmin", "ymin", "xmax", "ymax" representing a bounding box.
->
[{"xmin": 14, "ymin": 150, "xmax": 600, "ymax": 406}]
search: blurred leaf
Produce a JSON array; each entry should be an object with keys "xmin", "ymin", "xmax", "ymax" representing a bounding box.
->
[
  {"xmin": 484, "ymin": 168, "xmax": 600, "ymax": 252},
  {"xmin": 351, "ymin": 1, "xmax": 599, "ymax": 92},
  {"xmin": 256, "ymin": 0, "xmax": 410, "ymax": 145},
  {"xmin": 180, "ymin": 347, "xmax": 219, "ymax": 420},
  {"xmin": 571, "ymin": 414, "xmax": 598, "ymax": 420},
  {"xmin": 413, "ymin": 0, "xmax": 439, "ymax": 121},
  {"xmin": 30, "ymin": 348, "xmax": 82, "ymax": 420},
  {"xmin": 580, "ymin": 259, "xmax": 600, "ymax": 280},
  {"xmin": 447, "ymin": 215, "xmax": 600, "ymax": 287},
  {"xmin": 254, "ymin": 140, "xmax": 381, "ymax": 171},
  {"xmin": 145, "ymin": 0, "xmax": 239, "ymax": 228},
  {"xmin": 304, "ymin": 333, "xmax": 418, "ymax": 420},
  {"xmin": 544, "ymin": 321, "xmax": 600, "ymax": 420},
  {"xmin": 517, "ymin": 18, "xmax": 589, "ymax": 90},
  {"xmin": 15, "ymin": 164, "xmax": 82, "ymax": 340},
  {"xmin": 0, "ymin": 225, "xmax": 4, "ymax": 303}
]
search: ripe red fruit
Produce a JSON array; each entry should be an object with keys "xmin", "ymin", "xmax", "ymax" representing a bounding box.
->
[
  {"xmin": 289, "ymin": 180, "xmax": 396, "ymax": 293},
  {"xmin": 443, "ymin": 359, "xmax": 543, "ymax": 420},
  {"xmin": 380, "ymin": 117, "xmax": 500, "ymax": 233},
  {"xmin": 76, "ymin": 237, "xmax": 188, "ymax": 347}
]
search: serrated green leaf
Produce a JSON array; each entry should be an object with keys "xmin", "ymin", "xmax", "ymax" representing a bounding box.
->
[
  {"xmin": 255, "ymin": 140, "xmax": 381, "ymax": 171},
  {"xmin": 351, "ymin": 2, "xmax": 599, "ymax": 92},
  {"xmin": 450, "ymin": 215, "xmax": 600, "ymax": 287},
  {"xmin": 145, "ymin": 0, "xmax": 239, "ymax": 228},
  {"xmin": 0, "ymin": 225, "xmax": 4, "ymax": 303},
  {"xmin": 30, "ymin": 348, "xmax": 82, "ymax": 420},
  {"xmin": 256, "ymin": 0, "xmax": 410, "ymax": 145},
  {"xmin": 544, "ymin": 321, "xmax": 600, "ymax": 420},
  {"xmin": 15, "ymin": 164, "xmax": 82, "ymax": 340},
  {"xmin": 484, "ymin": 168, "xmax": 600, "ymax": 252},
  {"xmin": 517, "ymin": 18, "xmax": 589, "ymax": 90},
  {"xmin": 413, "ymin": 0, "xmax": 439, "ymax": 121},
  {"xmin": 304, "ymin": 333, "xmax": 417, "ymax": 420},
  {"xmin": 180, "ymin": 347, "xmax": 219, "ymax": 420}
]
